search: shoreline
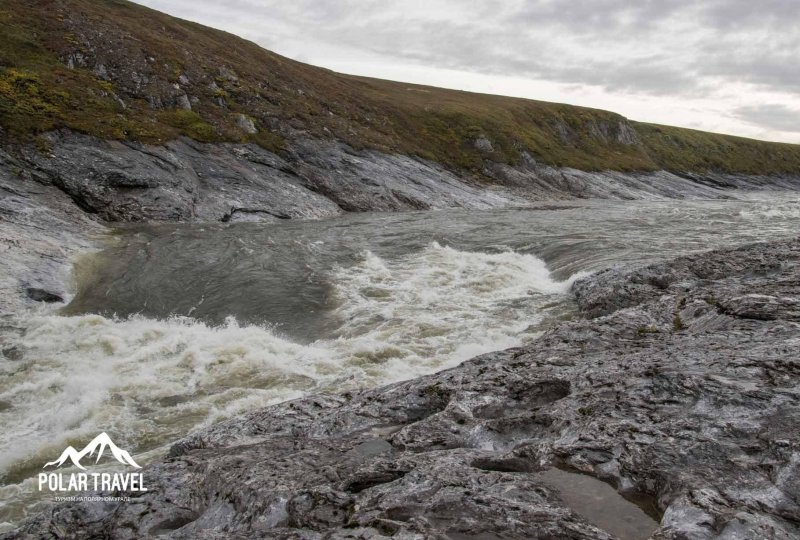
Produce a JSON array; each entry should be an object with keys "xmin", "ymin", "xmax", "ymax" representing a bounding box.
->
[
  {"xmin": 2, "ymin": 134, "xmax": 800, "ymax": 538},
  {"xmin": 4, "ymin": 235, "xmax": 799, "ymax": 538}
]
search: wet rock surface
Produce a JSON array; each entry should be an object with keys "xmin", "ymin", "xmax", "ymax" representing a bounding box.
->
[
  {"xmin": 485, "ymin": 156, "xmax": 800, "ymax": 201},
  {"xmin": 7, "ymin": 131, "xmax": 800, "ymax": 226},
  {"xmin": 0, "ymin": 147, "xmax": 101, "ymax": 314},
  {"xmin": 8, "ymin": 238, "xmax": 800, "ymax": 539},
  {"xmin": 12, "ymin": 132, "xmax": 524, "ymax": 223}
]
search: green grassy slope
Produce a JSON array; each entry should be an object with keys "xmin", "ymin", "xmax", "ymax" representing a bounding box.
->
[{"xmin": 2, "ymin": 0, "xmax": 800, "ymax": 175}]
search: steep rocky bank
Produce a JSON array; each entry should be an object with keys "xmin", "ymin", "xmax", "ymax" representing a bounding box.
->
[
  {"xmin": 8, "ymin": 0, "xmax": 800, "ymax": 177},
  {"xmin": 4, "ymin": 129, "xmax": 800, "ymax": 315},
  {"xmin": 7, "ymin": 237, "xmax": 799, "ymax": 539},
  {"xmin": 0, "ymin": 146, "xmax": 101, "ymax": 314},
  {"xmin": 14, "ymin": 131, "xmax": 800, "ymax": 225}
]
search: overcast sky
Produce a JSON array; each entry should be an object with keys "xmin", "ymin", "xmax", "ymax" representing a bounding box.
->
[{"xmin": 137, "ymin": 0, "xmax": 800, "ymax": 143}]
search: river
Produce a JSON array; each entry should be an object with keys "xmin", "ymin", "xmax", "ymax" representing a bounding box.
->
[{"xmin": 1, "ymin": 194, "xmax": 799, "ymax": 527}]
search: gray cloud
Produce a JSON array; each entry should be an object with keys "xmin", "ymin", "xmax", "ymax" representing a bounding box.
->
[
  {"xmin": 700, "ymin": 0, "xmax": 800, "ymax": 30},
  {"xmin": 734, "ymin": 104, "xmax": 800, "ymax": 133},
  {"xmin": 701, "ymin": 47, "xmax": 800, "ymax": 93},
  {"xmin": 270, "ymin": 0, "xmax": 799, "ymax": 97}
]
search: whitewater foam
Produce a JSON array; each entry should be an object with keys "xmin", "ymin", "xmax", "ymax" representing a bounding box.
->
[{"xmin": 0, "ymin": 242, "xmax": 578, "ymax": 525}]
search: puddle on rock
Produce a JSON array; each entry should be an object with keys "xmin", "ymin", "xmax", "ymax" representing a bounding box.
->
[{"xmin": 537, "ymin": 468, "xmax": 660, "ymax": 540}]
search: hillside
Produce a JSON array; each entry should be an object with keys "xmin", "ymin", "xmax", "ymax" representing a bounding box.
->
[{"xmin": 2, "ymin": 0, "xmax": 800, "ymax": 175}]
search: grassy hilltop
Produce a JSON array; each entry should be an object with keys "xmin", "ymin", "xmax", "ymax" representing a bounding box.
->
[{"xmin": 3, "ymin": 0, "xmax": 800, "ymax": 175}]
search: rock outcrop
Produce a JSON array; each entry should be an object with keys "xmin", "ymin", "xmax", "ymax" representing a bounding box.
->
[
  {"xmin": 0, "ymin": 147, "xmax": 101, "ymax": 314},
  {"xmin": 12, "ymin": 132, "xmax": 524, "ymax": 223},
  {"xmin": 8, "ymin": 238, "xmax": 799, "ymax": 539},
  {"xmin": 7, "ymin": 131, "xmax": 800, "ymax": 227}
]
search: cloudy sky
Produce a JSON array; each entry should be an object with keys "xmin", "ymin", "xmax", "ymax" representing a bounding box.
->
[{"xmin": 138, "ymin": 0, "xmax": 800, "ymax": 143}]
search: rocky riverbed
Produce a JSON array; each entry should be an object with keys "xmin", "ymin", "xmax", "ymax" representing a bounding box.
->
[{"xmin": 6, "ymin": 237, "xmax": 799, "ymax": 539}]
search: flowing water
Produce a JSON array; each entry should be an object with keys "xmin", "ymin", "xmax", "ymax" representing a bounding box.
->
[{"xmin": 1, "ymin": 194, "xmax": 799, "ymax": 528}]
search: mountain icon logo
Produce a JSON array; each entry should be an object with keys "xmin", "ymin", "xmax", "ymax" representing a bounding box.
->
[{"xmin": 43, "ymin": 432, "xmax": 141, "ymax": 470}]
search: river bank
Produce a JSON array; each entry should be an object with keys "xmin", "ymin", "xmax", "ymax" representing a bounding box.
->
[
  {"xmin": 4, "ymin": 130, "xmax": 800, "ymax": 315},
  {"xmin": 6, "ymin": 236, "xmax": 799, "ymax": 539},
  {"xmin": 2, "ymin": 133, "xmax": 800, "ymax": 537}
]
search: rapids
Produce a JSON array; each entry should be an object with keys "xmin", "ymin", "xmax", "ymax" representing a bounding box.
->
[{"xmin": 1, "ymin": 194, "xmax": 799, "ymax": 527}]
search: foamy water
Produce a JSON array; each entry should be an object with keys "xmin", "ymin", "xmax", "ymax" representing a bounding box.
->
[{"xmin": 0, "ymin": 242, "xmax": 580, "ymax": 525}]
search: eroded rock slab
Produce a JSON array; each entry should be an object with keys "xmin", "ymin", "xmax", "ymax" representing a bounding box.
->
[
  {"xmin": 7, "ymin": 238, "xmax": 800, "ymax": 539},
  {"xmin": 0, "ymin": 148, "xmax": 101, "ymax": 314},
  {"xmin": 13, "ymin": 132, "xmax": 526, "ymax": 223},
  {"xmin": 9, "ymin": 131, "xmax": 800, "ymax": 226}
]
